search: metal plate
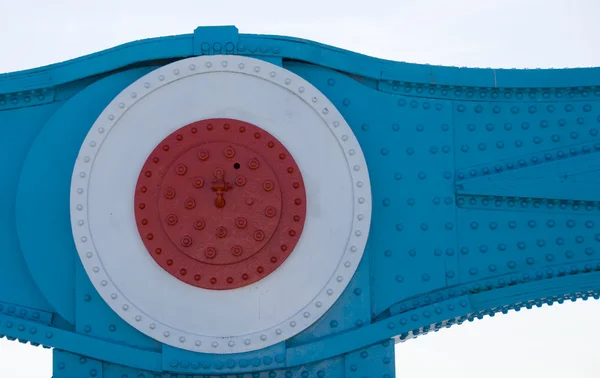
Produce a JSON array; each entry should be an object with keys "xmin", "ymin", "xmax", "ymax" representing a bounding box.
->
[
  {"xmin": 133, "ymin": 118, "xmax": 307, "ymax": 289},
  {"xmin": 70, "ymin": 55, "xmax": 371, "ymax": 353}
]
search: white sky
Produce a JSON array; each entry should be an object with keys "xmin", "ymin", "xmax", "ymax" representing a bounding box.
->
[{"xmin": 0, "ymin": 0, "xmax": 599, "ymax": 377}]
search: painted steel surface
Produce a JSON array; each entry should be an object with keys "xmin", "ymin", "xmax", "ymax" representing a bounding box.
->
[
  {"xmin": 133, "ymin": 118, "xmax": 308, "ymax": 290},
  {"xmin": 71, "ymin": 54, "xmax": 369, "ymax": 354},
  {"xmin": 0, "ymin": 25, "xmax": 598, "ymax": 377}
]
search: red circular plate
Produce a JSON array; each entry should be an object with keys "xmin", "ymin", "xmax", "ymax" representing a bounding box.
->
[{"xmin": 134, "ymin": 119, "xmax": 307, "ymax": 290}]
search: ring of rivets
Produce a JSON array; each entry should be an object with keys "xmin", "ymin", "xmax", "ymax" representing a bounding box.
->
[
  {"xmin": 134, "ymin": 119, "xmax": 306, "ymax": 289},
  {"xmin": 71, "ymin": 55, "xmax": 371, "ymax": 353}
]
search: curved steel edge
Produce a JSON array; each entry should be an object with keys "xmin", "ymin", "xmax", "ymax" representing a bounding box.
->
[
  {"xmin": 1, "ymin": 25, "xmax": 600, "ymax": 98},
  {"xmin": 285, "ymin": 269, "xmax": 600, "ymax": 367}
]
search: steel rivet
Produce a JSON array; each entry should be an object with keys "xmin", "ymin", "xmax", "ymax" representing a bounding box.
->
[{"xmin": 205, "ymin": 247, "xmax": 216, "ymax": 259}]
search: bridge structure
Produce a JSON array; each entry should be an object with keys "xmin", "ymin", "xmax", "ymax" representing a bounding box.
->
[{"xmin": 1, "ymin": 25, "xmax": 600, "ymax": 378}]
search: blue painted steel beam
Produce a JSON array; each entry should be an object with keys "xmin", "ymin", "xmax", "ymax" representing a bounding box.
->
[{"xmin": 0, "ymin": 25, "xmax": 598, "ymax": 377}]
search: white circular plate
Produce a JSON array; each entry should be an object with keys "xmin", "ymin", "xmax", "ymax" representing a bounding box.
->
[{"xmin": 70, "ymin": 55, "xmax": 371, "ymax": 354}]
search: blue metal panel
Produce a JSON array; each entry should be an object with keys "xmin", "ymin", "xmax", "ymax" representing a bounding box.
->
[
  {"xmin": 0, "ymin": 103, "xmax": 60, "ymax": 312},
  {"xmin": 288, "ymin": 296, "xmax": 474, "ymax": 366},
  {"xmin": 345, "ymin": 341, "xmax": 394, "ymax": 378},
  {"xmin": 288, "ymin": 252, "xmax": 371, "ymax": 346},
  {"xmin": 456, "ymin": 205, "xmax": 598, "ymax": 283},
  {"xmin": 457, "ymin": 150, "xmax": 600, "ymax": 201},
  {"xmin": 162, "ymin": 342, "xmax": 285, "ymax": 374},
  {"xmin": 194, "ymin": 25, "xmax": 239, "ymax": 55},
  {"xmin": 0, "ymin": 313, "xmax": 162, "ymax": 371},
  {"xmin": 75, "ymin": 260, "xmax": 161, "ymax": 352},
  {"xmin": 453, "ymin": 101, "xmax": 598, "ymax": 172},
  {"xmin": 0, "ymin": 301, "xmax": 53, "ymax": 325},
  {"xmin": 284, "ymin": 62, "xmax": 457, "ymax": 316},
  {"xmin": 0, "ymin": 36, "xmax": 192, "ymax": 93},
  {"xmin": 53, "ymin": 350, "xmax": 103, "ymax": 378},
  {"xmin": 0, "ymin": 89, "xmax": 54, "ymax": 111},
  {"xmin": 15, "ymin": 67, "xmax": 157, "ymax": 325}
]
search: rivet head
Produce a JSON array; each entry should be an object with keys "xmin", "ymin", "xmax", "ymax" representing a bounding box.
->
[
  {"xmin": 205, "ymin": 247, "xmax": 217, "ymax": 259},
  {"xmin": 231, "ymin": 245, "xmax": 243, "ymax": 256},
  {"xmin": 254, "ymin": 230, "xmax": 265, "ymax": 241},
  {"xmin": 216, "ymin": 226, "xmax": 227, "ymax": 238},
  {"xmin": 197, "ymin": 150, "xmax": 209, "ymax": 160},
  {"xmin": 235, "ymin": 217, "xmax": 247, "ymax": 228},
  {"xmin": 224, "ymin": 147, "xmax": 235, "ymax": 158},
  {"xmin": 263, "ymin": 180, "xmax": 274, "ymax": 191},
  {"xmin": 248, "ymin": 158, "xmax": 260, "ymax": 169}
]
